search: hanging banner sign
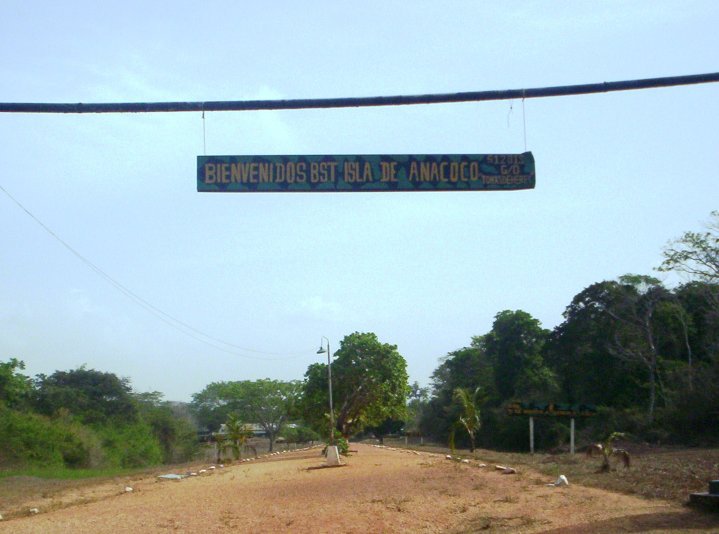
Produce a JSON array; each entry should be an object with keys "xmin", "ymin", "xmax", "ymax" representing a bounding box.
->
[{"xmin": 197, "ymin": 152, "xmax": 535, "ymax": 192}]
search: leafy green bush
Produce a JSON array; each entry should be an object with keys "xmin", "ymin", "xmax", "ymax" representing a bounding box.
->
[
  {"xmin": 95, "ymin": 421, "xmax": 163, "ymax": 468},
  {"xmin": 280, "ymin": 424, "xmax": 320, "ymax": 444},
  {"xmin": 476, "ymin": 407, "xmax": 569, "ymax": 451},
  {"xmin": 0, "ymin": 406, "xmax": 99, "ymax": 468},
  {"xmin": 583, "ymin": 406, "xmax": 649, "ymax": 443},
  {"xmin": 0, "ymin": 359, "xmax": 33, "ymax": 409},
  {"xmin": 0, "ymin": 407, "xmax": 61, "ymax": 467},
  {"xmin": 330, "ymin": 430, "xmax": 350, "ymax": 456},
  {"xmin": 141, "ymin": 405, "xmax": 199, "ymax": 463}
]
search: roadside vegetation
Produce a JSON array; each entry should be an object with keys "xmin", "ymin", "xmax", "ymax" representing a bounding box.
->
[
  {"xmin": 0, "ymin": 363, "xmax": 199, "ymax": 473},
  {"xmin": 413, "ymin": 211, "xmax": 719, "ymax": 453},
  {"xmin": 1, "ymin": 211, "xmax": 717, "ymax": 496}
]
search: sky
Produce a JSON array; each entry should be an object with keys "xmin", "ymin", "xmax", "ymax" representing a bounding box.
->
[{"xmin": 1, "ymin": 1, "xmax": 717, "ymax": 402}]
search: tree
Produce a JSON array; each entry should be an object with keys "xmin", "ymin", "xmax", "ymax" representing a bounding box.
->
[
  {"xmin": 484, "ymin": 310, "xmax": 555, "ymax": 401},
  {"xmin": 133, "ymin": 392, "xmax": 199, "ymax": 464},
  {"xmin": 224, "ymin": 413, "xmax": 253, "ymax": 460},
  {"xmin": 563, "ymin": 276, "xmax": 671, "ymax": 421},
  {"xmin": 549, "ymin": 281, "xmax": 646, "ymax": 409},
  {"xmin": 279, "ymin": 424, "xmax": 320, "ymax": 445},
  {"xmin": 192, "ymin": 379, "xmax": 300, "ymax": 452},
  {"xmin": 658, "ymin": 210, "xmax": 719, "ymax": 283},
  {"xmin": 449, "ymin": 387, "xmax": 484, "ymax": 453},
  {"xmin": 659, "ymin": 211, "xmax": 719, "ymax": 320},
  {"xmin": 213, "ymin": 432, "xmax": 229, "ymax": 463},
  {"xmin": 588, "ymin": 432, "xmax": 631, "ymax": 472},
  {"xmin": 432, "ymin": 344, "xmax": 496, "ymax": 399},
  {"xmin": 302, "ymin": 332, "xmax": 409, "ymax": 436},
  {"xmin": 0, "ymin": 358, "xmax": 33, "ymax": 409},
  {"xmin": 34, "ymin": 366, "xmax": 137, "ymax": 424},
  {"xmin": 191, "ymin": 382, "xmax": 235, "ymax": 432},
  {"xmin": 405, "ymin": 381, "xmax": 429, "ymax": 438},
  {"xmin": 300, "ymin": 362, "xmax": 333, "ymax": 437},
  {"xmin": 675, "ymin": 282, "xmax": 719, "ymax": 365},
  {"xmin": 365, "ymin": 417, "xmax": 405, "ymax": 444}
]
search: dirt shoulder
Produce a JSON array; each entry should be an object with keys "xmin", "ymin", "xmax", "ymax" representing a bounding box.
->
[{"xmin": 1, "ymin": 444, "xmax": 717, "ymax": 533}]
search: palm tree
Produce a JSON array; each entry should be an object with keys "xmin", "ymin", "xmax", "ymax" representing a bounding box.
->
[
  {"xmin": 449, "ymin": 387, "xmax": 483, "ymax": 453},
  {"xmin": 587, "ymin": 432, "xmax": 631, "ymax": 472},
  {"xmin": 225, "ymin": 414, "xmax": 253, "ymax": 460},
  {"xmin": 213, "ymin": 432, "xmax": 229, "ymax": 463}
]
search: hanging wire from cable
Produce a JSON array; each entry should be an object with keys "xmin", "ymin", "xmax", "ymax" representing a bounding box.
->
[
  {"xmin": 522, "ymin": 90, "xmax": 528, "ymax": 152},
  {"xmin": 201, "ymin": 103, "xmax": 206, "ymax": 156},
  {"xmin": 0, "ymin": 183, "xmax": 310, "ymax": 361}
]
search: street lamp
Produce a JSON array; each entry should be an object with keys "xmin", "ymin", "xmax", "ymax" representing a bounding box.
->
[{"xmin": 316, "ymin": 337, "xmax": 334, "ymax": 445}]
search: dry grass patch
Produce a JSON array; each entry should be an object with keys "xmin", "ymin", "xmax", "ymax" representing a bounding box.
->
[{"xmin": 382, "ymin": 439, "xmax": 719, "ymax": 504}]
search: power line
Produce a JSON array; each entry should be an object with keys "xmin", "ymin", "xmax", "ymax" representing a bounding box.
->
[
  {"xmin": 0, "ymin": 183, "xmax": 310, "ymax": 361},
  {"xmin": 1, "ymin": 72, "xmax": 717, "ymax": 114}
]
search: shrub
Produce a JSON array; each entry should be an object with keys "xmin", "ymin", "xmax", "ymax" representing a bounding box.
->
[
  {"xmin": 95, "ymin": 422, "xmax": 163, "ymax": 468},
  {"xmin": 0, "ymin": 406, "xmax": 100, "ymax": 468},
  {"xmin": 280, "ymin": 424, "xmax": 320, "ymax": 444},
  {"xmin": 142, "ymin": 407, "xmax": 200, "ymax": 463},
  {"xmin": 0, "ymin": 407, "xmax": 62, "ymax": 467}
]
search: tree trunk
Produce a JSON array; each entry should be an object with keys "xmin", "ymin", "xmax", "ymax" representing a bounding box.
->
[
  {"xmin": 600, "ymin": 452, "xmax": 611, "ymax": 472},
  {"xmin": 648, "ymin": 364, "xmax": 656, "ymax": 421},
  {"xmin": 676, "ymin": 309, "xmax": 693, "ymax": 391},
  {"xmin": 643, "ymin": 312, "xmax": 658, "ymax": 421}
]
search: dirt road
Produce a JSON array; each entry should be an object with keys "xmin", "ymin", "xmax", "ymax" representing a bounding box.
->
[{"xmin": 1, "ymin": 444, "xmax": 716, "ymax": 533}]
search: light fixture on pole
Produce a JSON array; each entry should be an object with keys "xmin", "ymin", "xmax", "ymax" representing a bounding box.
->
[{"xmin": 316, "ymin": 337, "xmax": 334, "ymax": 445}]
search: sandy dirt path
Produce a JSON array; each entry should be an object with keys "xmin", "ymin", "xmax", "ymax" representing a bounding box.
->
[{"xmin": 1, "ymin": 443, "xmax": 716, "ymax": 533}]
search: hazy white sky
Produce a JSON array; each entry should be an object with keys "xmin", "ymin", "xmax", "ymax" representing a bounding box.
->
[{"xmin": 1, "ymin": 1, "xmax": 717, "ymax": 401}]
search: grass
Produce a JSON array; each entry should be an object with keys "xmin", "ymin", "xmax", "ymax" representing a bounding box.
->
[
  {"xmin": 0, "ymin": 459, "xmax": 213, "ymax": 516},
  {"xmin": 0, "ymin": 465, "xmax": 145, "ymax": 480},
  {"xmin": 381, "ymin": 438, "xmax": 719, "ymax": 504}
]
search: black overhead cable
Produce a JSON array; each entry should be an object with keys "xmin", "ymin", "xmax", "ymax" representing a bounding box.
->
[{"xmin": 1, "ymin": 72, "xmax": 717, "ymax": 114}]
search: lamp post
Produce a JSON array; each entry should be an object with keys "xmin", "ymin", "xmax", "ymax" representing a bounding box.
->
[{"xmin": 316, "ymin": 337, "xmax": 334, "ymax": 445}]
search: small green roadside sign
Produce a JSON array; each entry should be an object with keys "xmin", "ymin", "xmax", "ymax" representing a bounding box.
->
[{"xmin": 197, "ymin": 152, "xmax": 535, "ymax": 193}]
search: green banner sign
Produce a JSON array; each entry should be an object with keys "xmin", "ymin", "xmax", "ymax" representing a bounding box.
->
[{"xmin": 197, "ymin": 152, "xmax": 535, "ymax": 192}]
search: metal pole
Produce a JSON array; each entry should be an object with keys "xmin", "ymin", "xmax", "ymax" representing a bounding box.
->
[
  {"xmin": 326, "ymin": 339, "xmax": 334, "ymax": 445},
  {"xmin": 3, "ymin": 72, "xmax": 718, "ymax": 114},
  {"xmin": 529, "ymin": 416, "xmax": 535, "ymax": 454},
  {"xmin": 570, "ymin": 418, "xmax": 575, "ymax": 455}
]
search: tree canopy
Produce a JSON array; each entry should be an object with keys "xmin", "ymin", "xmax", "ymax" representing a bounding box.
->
[
  {"xmin": 658, "ymin": 210, "xmax": 719, "ymax": 283},
  {"xmin": 0, "ymin": 358, "xmax": 32, "ymax": 409},
  {"xmin": 418, "ymin": 220, "xmax": 719, "ymax": 448},
  {"xmin": 34, "ymin": 366, "xmax": 137, "ymax": 424},
  {"xmin": 0, "ymin": 362, "xmax": 197, "ymax": 469},
  {"xmin": 484, "ymin": 310, "xmax": 556, "ymax": 401},
  {"xmin": 191, "ymin": 379, "xmax": 300, "ymax": 451},
  {"xmin": 302, "ymin": 332, "xmax": 409, "ymax": 436}
]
